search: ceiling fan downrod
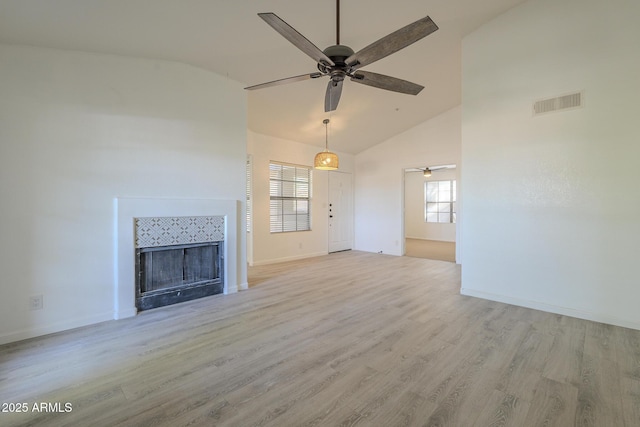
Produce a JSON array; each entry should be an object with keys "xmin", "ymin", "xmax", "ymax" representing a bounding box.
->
[{"xmin": 336, "ymin": 0, "xmax": 340, "ymax": 45}]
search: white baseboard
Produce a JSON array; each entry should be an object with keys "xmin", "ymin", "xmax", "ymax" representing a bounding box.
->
[
  {"xmin": 405, "ymin": 236, "xmax": 455, "ymax": 243},
  {"xmin": 0, "ymin": 311, "xmax": 115, "ymax": 346},
  {"xmin": 251, "ymin": 251, "xmax": 328, "ymax": 266},
  {"xmin": 461, "ymin": 288, "xmax": 640, "ymax": 331},
  {"xmin": 114, "ymin": 307, "xmax": 137, "ymax": 320}
]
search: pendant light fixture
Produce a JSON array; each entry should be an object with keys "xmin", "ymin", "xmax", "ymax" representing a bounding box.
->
[{"xmin": 314, "ymin": 119, "xmax": 339, "ymax": 170}]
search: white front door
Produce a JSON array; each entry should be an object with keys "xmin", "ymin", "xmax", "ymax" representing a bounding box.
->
[{"xmin": 328, "ymin": 171, "xmax": 353, "ymax": 253}]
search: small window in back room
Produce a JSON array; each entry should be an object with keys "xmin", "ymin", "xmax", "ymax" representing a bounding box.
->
[
  {"xmin": 269, "ymin": 161, "xmax": 311, "ymax": 233},
  {"xmin": 425, "ymin": 180, "xmax": 456, "ymax": 223}
]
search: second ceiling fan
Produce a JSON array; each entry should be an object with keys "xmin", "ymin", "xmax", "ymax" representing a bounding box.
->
[{"xmin": 245, "ymin": 0, "xmax": 439, "ymax": 112}]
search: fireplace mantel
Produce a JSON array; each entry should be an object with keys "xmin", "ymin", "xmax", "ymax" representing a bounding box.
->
[{"xmin": 114, "ymin": 197, "xmax": 240, "ymax": 319}]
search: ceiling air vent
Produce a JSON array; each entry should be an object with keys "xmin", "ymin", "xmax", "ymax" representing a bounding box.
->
[{"xmin": 533, "ymin": 91, "xmax": 583, "ymax": 116}]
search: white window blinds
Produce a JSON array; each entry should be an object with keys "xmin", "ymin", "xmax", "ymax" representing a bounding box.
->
[
  {"xmin": 246, "ymin": 155, "xmax": 252, "ymax": 233},
  {"xmin": 269, "ymin": 162, "xmax": 311, "ymax": 233}
]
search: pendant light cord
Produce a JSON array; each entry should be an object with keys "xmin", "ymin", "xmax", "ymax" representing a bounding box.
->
[{"xmin": 323, "ymin": 119, "xmax": 330, "ymax": 152}]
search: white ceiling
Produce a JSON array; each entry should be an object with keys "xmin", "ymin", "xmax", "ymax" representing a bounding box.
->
[{"xmin": 0, "ymin": 0, "xmax": 525, "ymax": 153}]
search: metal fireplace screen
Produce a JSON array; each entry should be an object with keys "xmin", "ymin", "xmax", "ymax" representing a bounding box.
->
[{"xmin": 135, "ymin": 242, "xmax": 223, "ymax": 311}]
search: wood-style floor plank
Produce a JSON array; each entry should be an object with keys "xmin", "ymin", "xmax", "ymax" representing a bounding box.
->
[
  {"xmin": 472, "ymin": 390, "xmax": 530, "ymax": 427},
  {"xmin": 0, "ymin": 251, "xmax": 639, "ymax": 426},
  {"xmin": 525, "ymin": 377, "xmax": 578, "ymax": 426}
]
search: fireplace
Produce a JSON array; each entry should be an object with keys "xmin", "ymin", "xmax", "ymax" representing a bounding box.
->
[
  {"xmin": 115, "ymin": 198, "xmax": 242, "ymax": 320},
  {"xmin": 133, "ymin": 215, "xmax": 225, "ymax": 311},
  {"xmin": 135, "ymin": 242, "xmax": 223, "ymax": 310}
]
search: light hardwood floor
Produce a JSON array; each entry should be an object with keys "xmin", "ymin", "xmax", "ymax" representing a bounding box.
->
[
  {"xmin": 1, "ymin": 251, "xmax": 639, "ymax": 426},
  {"xmin": 405, "ymin": 238, "xmax": 456, "ymax": 262}
]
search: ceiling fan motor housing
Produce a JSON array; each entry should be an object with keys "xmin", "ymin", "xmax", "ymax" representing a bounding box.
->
[{"xmin": 319, "ymin": 44, "xmax": 355, "ymax": 78}]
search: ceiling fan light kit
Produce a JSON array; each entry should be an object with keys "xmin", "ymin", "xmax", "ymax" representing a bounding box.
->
[
  {"xmin": 314, "ymin": 119, "xmax": 339, "ymax": 170},
  {"xmin": 245, "ymin": 0, "xmax": 438, "ymax": 113}
]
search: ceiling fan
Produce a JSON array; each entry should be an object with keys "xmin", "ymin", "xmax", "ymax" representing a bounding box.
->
[
  {"xmin": 245, "ymin": 0, "xmax": 439, "ymax": 112},
  {"xmin": 407, "ymin": 164, "xmax": 456, "ymax": 176}
]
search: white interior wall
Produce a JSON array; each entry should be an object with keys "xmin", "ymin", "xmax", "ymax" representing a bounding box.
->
[
  {"xmin": 0, "ymin": 45, "xmax": 248, "ymax": 344},
  {"xmin": 404, "ymin": 169, "xmax": 457, "ymax": 242},
  {"xmin": 355, "ymin": 107, "xmax": 462, "ymax": 257},
  {"xmin": 461, "ymin": 0, "xmax": 640, "ymax": 329},
  {"xmin": 248, "ymin": 130, "xmax": 355, "ymax": 265}
]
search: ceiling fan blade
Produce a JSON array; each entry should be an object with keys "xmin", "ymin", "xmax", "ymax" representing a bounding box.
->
[
  {"xmin": 325, "ymin": 80, "xmax": 343, "ymax": 112},
  {"xmin": 258, "ymin": 13, "xmax": 335, "ymax": 66},
  {"xmin": 430, "ymin": 164, "xmax": 456, "ymax": 171},
  {"xmin": 245, "ymin": 72, "xmax": 324, "ymax": 90},
  {"xmin": 346, "ymin": 16, "xmax": 438, "ymax": 70},
  {"xmin": 351, "ymin": 70, "xmax": 424, "ymax": 95}
]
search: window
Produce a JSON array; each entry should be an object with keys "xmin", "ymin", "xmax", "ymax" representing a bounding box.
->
[
  {"xmin": 425, "ymin": 180, "xmax": 456, "ymax": 223},
  {"xmin": 246, "ymin": 155, "xmax": 252, "ymax": 233},
  {"xmin": 269, "ymin": 162, "xmax": 311, "ymax": 233}
]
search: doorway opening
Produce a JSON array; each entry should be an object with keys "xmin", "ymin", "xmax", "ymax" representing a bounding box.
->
[{"xmin": 403, "ymin": 164, "xmax": 457, "ymax": 262}]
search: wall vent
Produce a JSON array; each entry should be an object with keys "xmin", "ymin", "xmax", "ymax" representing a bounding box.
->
[{"xmin": 533, "ymin": 91, "xmax": 583, "ymax": 116}]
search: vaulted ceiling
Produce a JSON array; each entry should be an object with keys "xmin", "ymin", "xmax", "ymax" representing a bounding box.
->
[{"xmin": 0, "ymin": 0, "xmax": 525, "ymax": 153}]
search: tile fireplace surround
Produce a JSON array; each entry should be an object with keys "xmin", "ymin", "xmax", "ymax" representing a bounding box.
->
[
  {"xmin": 134, "ymin": 216, "xmax": 225, "ymax": 248},
  {"xmin": 114, "ymin": 198, "xmax": 240, "ymax": 319}
]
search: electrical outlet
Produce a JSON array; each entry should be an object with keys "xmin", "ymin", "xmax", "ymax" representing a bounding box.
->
[{"xmin": 29, "ymin": 295, "xmax": 43, "ymax": 311}]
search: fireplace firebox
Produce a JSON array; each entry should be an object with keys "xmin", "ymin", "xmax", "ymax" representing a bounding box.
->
[{"xmin": 135, "ymin": 242, "xmax": 223, "ymax": 311}]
